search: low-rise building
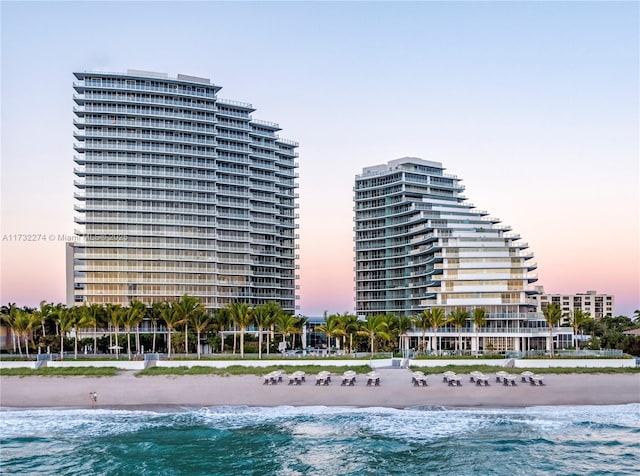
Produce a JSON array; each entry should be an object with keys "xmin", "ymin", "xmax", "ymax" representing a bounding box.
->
[{"xmin": 533, "ymin": 287, "xmax": 615, "ymax": 319}]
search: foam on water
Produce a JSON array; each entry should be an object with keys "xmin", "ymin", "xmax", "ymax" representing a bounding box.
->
[{"xmin": 1, "ymin": 404, "xmax": 639, "ymax": 475}]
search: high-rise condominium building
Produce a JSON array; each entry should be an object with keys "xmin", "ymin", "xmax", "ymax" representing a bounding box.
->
[
  {"xmin": 70, "ymin": 70, "xmax": 299, "ymax": 312},
  {"xmin": 354, "ymin": 157, "xmax": 571, "ymax": 353}
]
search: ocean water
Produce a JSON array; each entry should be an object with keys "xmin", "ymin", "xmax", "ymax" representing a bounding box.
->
[{"xmin": 1, "ymin": 404, "xmax": 639, "ymax": 476}]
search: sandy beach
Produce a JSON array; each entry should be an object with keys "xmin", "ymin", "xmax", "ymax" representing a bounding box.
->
[{"xmin": 1, "ymin": 370, "xmax": 639, "ymax": 410}]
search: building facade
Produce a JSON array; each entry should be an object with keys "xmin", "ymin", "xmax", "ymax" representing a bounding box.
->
[
  {"xmin": 354, "ymin": 157, "xmax": 572, "ymax": 353},
  {"xmin": 70, "ymin": 70, "xmax": 299, "ymax": 312},
  {"xmin": 533, "ymin": 287, "xmax": 615, "ymax": 319}
]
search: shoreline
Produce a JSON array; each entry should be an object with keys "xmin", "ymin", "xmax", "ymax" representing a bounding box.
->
[{"xmin": 1, "ymin": 370, "xmax": 638, "ymax": 410}]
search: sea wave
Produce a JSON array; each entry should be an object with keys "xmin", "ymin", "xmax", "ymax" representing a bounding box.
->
[{"xmin": 1, "ymin": 404, "xmax": 639, "ymax": 475}]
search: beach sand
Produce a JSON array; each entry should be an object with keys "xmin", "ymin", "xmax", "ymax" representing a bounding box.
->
[{"xmin": 1, "ymin": 370, "xmax": 638, "ymax": 410}]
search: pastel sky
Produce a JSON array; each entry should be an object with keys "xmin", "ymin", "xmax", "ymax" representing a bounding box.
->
[{"xmin": 1, "ymin": 1, "xmax": 638, "ymax": 317}]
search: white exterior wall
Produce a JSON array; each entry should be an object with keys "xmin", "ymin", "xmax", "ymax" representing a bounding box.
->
[{"xmin": 46, "ymin": 360, "xmax": 145, "ymax": 370}]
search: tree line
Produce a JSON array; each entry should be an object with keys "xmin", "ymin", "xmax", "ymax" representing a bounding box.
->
[{"xmin": 2, "ymin": 297, "xmax": 638, "ymax": 359}]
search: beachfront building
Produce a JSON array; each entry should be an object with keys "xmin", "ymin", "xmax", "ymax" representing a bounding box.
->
[
  {"xmin": 70, "ymin": 70, "xmax": 299, "ymax": 312},
  {"xmin": 354, "ymin": 157, "xmax": 573, "ymax": 354},
  {"xmin": 533, "ymin": 287, "xmax": 615, "ymax": 320}
]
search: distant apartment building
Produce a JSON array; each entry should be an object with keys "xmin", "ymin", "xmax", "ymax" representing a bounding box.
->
[
  {"xmin": 69, "ymin": 70, "xmax": 299, "ymax": 312},
  {"xmin": 533, "ymin": 287, "xmax": 615, "ymax": 319},
  {"xmin": 354, "ymin": 157, "xmax": 572, "ymax": 353}
]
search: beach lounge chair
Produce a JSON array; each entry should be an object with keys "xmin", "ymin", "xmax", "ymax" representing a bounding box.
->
[
  {"xmin": 520, "ymin": 371, "xmax": 534, "ymax": 383},
  {"xmin": 475, "ymin": 374, "xmax": 490, "ymax": 386},
  {"xmin": 495, "ymin": 371, "xmax": 508, "ymax": 383},
  {"xmin": 263, "ymin": 371, "xmax": 281, "ymax": 385},
  {"xmin": 341, "ymin": 370, "xmax": 356, "ymax": 386},
  {"xmin": 315, "ymin": 371, "xmax": 332, "ymax": 386},
  {"xmin": 470, "ymin": 371, "xmax": 483, "ymax": 383},
  {"xmin": 443, "ymin": 371, "xmax": 456, "ymax": 383},
  {"xmin": 288, "ymin": 371, "xmax": 306, "ymax": 385},
  {"xmin": 531, "ymin": 375, "xmax": 545, "ymax": 386},
  {"xmin": 503, "ymin": 374, "xmax": 517, "ymax": 386},
  {"xmin": 366, "ymin": 371, "xmax": 380, "ymax": 386},
  {"xmin": 412, "ymin": 371, "xmax": 427, "ymax": 387},
  {"xmin": 448, "ymin": 374, "xmax": 462, "ymax": 387}
]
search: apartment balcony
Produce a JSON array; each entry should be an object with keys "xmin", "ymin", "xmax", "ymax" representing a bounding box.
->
[
  {"xmin": 75, "ymin": 215, "xmax": 216, "ymax": 227},
  {"xmin": 72, "ymin": 79, "xmax": 219, "ymax": 99},
  {"xmin": 75, "ymin": 168, "xmax": 216, "ymax": 183},
  {"xmin": 73, "ymin": 117, "xmax": 216, "ymax": 134},
  {"xmin": 73, "ymin": 105, "xmax": 216, "ymax": 123},
  {"xmin": 73, "ymin": 130, "xmax": 217, "ymax": 147},
  {"xmin": 73, "ymin": 141, "xmax": 216, "ymax": 158},
  {"xmin": 73, "ymin": 93, "xmax": 217, "ymax": 112}
]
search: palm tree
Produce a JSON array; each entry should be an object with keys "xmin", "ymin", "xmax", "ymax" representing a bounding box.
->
[
  {"xmin": 85, "ymin": 303, "xmax": 104, "ymax": 356},
  {"xmin": 149, "ymin": 302, "xmax": 166, "ymax": 353},
  {"xmin": 253, "ymin": 303, "xmax": 278, "ymax": 359},
  {"xmin": 395, "ymin": 316, "xmax": 413, "ymax": 354},
  {"xmin": 472, "ymin": 307, "xmax": 487, "ymax": 356},
  {"xmin": 1, "ymin": 305, "xmax": 19, "ymax": 354},
  {"xmin": 274, "ymin": 313, "xmax": 300, "ymax": 352},
  {"xmin": 542, "ymin": 303, "xmax": 563, "ymax": 357},
  {"xmin": 190, "ymin": 309, "xmax": 213, "ymax": 359},
  {"xmin": 123, "ymin": 301, "xmax": 145, "ymax": 359},
  {"xmin": 227, "ymin": 302, "xmax": 253, "ymax": 358},
  {"xmin": 73, "ymin": 306, "xmax": 94, "ymax": 359},
  {"xmin": 162, "ymin": 304, "xmax": 186, "ymax": 359},
  {"xmin": 212, "ymin": 307, "xmax": 231, "ymax": 353},
  {"xmin": 569, "ymin": 309, "xmax": 592, "ymax": 350},
  {"xmin": 448, "ymin": 308, "xmax": 469, "ymax": 355},
  {"xmin": 261, "ymin": 302, "xmax": 284, "ymax": 355},
  {"xmin": 106, "ymin": 304, "xmax": 125, "ymax": 358},
  {"xmin": 173, "ymin": 295, "xmax": 202, "ymax": 355},
  {"xmin": 429, "ymin": 307, "xmax": 447, "ymax": 356},
  {"xmin": 316, "ymin": 314, "xmax": 342, "ymax": 352},
  {"xmin": 417, "ymin": 309, "xmax": 432, "ymax": 354},
  {"xmin": 52, "ymin": 305, "xmax": 74, "ymax": 360},
  {"xmin": 337, "ymin": 313, "xmax": 360, "ymax": 354},
  {"xmin": 2, "ymin": 307, "xmax": 32, "ymax": 357},
  {"xmin": 356, "ymin": 314, "xmax": 390, "ymax": 354},
  {"xmin": 38, "ymin": 300, "xmax": 53, "ymax": 337}
]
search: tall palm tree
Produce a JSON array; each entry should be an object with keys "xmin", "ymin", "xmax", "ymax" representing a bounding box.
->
[
  {"xmin": 73, "ymin": 306, "xmax": 94, "ymax": 359},
  {"xmin": 1, "ymin": 305, "xmax": 19, "ymax": 354},
  {"xmin": 261, "ymin": 302, "xmax": 284, "ymax": 355},
  {"xmin": 39, "ymin": 300, "xmax": 54, "ymax": 337},
  {"xmin": 52, "ymin": 305, "xmax": 74, "ymax": 360},
  {"xmin": 274, "ymin": 313, "xmax": 300, "ymax": 351},
  {"xmin": 448, "ymin": 308, "xmax": 469, "ymax": 355},
  {"xmin": 569, "ymin": 309, "xmax": 592, "ymax": 350},
  {"xmin": 212, "ymin": 307, "xmax": 231, "ymax": 353},
  {"xmin": 356, "ymin": 314, "xmax": 390, "ymax": 354},
  {"xmin": 123, "ymin": 301, "xmax": 145, "ymax": 359},
  {"xmin": 316, "ymin": 314, "xmax": 342, "ymax": 351},
  {"xmin": 253, "ymin": 303, "xmax": 277, "ymax": 359},
  {"xmin": 337, "ymin": 313, "xmax": 360, "ymax": 354},
  {"xmin": 162, "ymin": 304, "xmax": 186, "ymax": 359},
  {"xmin": 429, "ymin": 307, "xmax": 448, "ymax": 356},
  {"xmin": 227, "ymin": 302, "xmax": 253, "ymax": 358},
  {"xmin": 472, "ymin": 307, "xmax": 487, "ymax": 356},
  {"xmin": 190, "ymin": 309, "xmax": 213, "ymax": 359},
  {"xmin": 106, "ymin": 304, "xmax": 126, "ymax": 358},
  {"xmin": 85, "ymin": 303, "xmax": 104, "ymax": 356},
  {"xmin": 542, "ymin": 303, "xmax": 563, "ymax": 357},
  {"xmin": 173, "ymin": 295, "xmax": 202, "ymax": 355},
  {"xmin": 417, "ymin": 309, "xmax": 432, "ymax": 354},
  {"xmin": 2, "ymin": 307, "xmax": 33, "ymax": 357},
  {"xmin": 396, "ymin": 315, "xmax": 413, "ymax": 355},
  {"xmin": 149, "ymin": 302, "xmax": 166, "ymax": 353}
]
